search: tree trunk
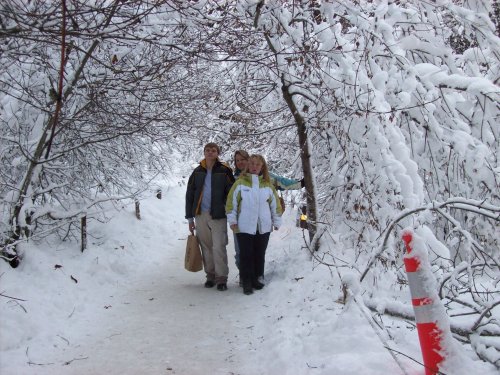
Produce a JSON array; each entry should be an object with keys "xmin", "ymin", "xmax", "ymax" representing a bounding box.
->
[
  {"xmin": 2, "ymin": 119, "xmax": 52, "ymax": 254},
  {"xmin": 255, "ymin": 4, "xmax": 319, "ymax": 248},
  {"xmin": 280, "ymin": 75, "xmax": 318, "ymax": 246}
]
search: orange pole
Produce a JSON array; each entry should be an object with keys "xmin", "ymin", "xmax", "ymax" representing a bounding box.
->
[{"xmin": 403, "ymin": 232, "xmax": 444, "ymax": 375}]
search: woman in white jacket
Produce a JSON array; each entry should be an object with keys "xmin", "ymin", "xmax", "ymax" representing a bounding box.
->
[{"xmin": 225, "ymin": 154, "xmax": 282, "ymax": 295}]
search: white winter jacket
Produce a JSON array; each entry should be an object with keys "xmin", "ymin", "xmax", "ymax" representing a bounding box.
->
[{"xmin": 225, "ymin": 173, "xmax": 282, "ymax": 235}]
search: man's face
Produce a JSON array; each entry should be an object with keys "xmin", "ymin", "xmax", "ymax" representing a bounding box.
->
[{"xmin": 204, "ymin": 146, "xmax": 219, "ymax": 161}]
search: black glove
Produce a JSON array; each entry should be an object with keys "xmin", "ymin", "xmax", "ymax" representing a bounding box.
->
[{"xmin": 300, "ymin": 178, "xmax": 305, "ymax": 188}]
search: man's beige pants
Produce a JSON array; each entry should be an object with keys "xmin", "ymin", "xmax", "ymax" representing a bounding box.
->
[{"xmin": 195, "ymin": 211, "xmax": 229, "ymax": 284}]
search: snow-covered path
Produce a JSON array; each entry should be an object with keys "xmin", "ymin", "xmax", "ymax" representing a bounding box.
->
[
  {"xmin": 2, "ymin": 182, "xmax": 444, "ymax": 375},
  {"xmin": 25, "ymin": 234, "xmax": 408, "ymax": 375},
  {"xmin": 47, "ymin": 256, "xmax": 271, "ymax": 374}
]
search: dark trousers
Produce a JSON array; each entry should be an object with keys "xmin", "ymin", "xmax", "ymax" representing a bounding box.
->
[{"xmin": 236, "ymin": 231, "xmax": 270, "ymax": 283}]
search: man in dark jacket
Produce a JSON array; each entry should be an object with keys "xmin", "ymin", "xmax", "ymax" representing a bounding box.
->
[{"xmin": 185, "ymin": 142, "xmax": 235, "ymax": 291}]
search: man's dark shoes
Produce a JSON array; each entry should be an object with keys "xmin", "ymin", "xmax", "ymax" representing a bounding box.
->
[
  {"xmin": 217, "ymin": 283, "xmax": 227, "ymax": 291},
  {"xmin": 204, "ymin": 280, "xmax": 215, "ymax": 288},
  {"xmin": 252, "ymin": 279, "xmax": 265, "ymax": 290},
  {"xmin": 243, "ymin": 281, "xmax": 253, "ymax": 295}
]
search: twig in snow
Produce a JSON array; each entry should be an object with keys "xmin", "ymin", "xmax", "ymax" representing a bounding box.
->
[
  {"xmin": 57, "ymin": 335, "xmax": 70, "ymax": 345},
  {"xmin": 384, "ymin": 347, "xmax": 448, "ymax": 375},
  {"xmin": 26, "ymin": 346, "xmax": 55, "ymax": 366},
  {"xmin": 7, "ymin": 299, "xmax": 27, "ymax": 313},
  {"xmin": 0, "ymin": 292, "xmax": 26, "ymax": 301},
  {"xmin": 63, "ymin": 356, "xmax": 89, "ymax": 366}
]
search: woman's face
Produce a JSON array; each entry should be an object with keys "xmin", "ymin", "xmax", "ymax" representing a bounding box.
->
[
  {"xmin": 248, "ymin": 158, "xmax": 263, "ymax": 175},
  {"xmin": 235, "ymin": 154, "xmax": 248, "ymax": 171}
]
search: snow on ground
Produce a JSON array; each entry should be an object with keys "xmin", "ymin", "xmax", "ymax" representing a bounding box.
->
[{"xmin": 0, "ymin": 179, "xmax": 496, "ymax": 374}]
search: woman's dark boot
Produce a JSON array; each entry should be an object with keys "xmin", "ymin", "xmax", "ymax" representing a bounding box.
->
[
  {"xmin": 252, "ymin": 279, "xmax": 264, "ymax": 290},
  {"xmin": 243, "ymin": 280, "xmax": 253, "ymax": 295}
]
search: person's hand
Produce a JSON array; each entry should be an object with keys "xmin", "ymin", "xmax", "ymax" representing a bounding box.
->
[
  {"xmin": 300, "ymin": 178, "xmax": 305, "ymax": 188},
  {"xmin": 274, "ymin": 226, "xmax": 279, "ymax": 231},
  {"xmin": 230, "ymin": 224, "xmax": 238, "ymax": 232},
  {"xmin": 189, "ymin": 221, "xmax": 195, "ymax": 234}
]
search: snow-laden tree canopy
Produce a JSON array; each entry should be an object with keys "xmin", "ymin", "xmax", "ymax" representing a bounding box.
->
[{"xmin": 1, "ymin": 0, "xmax": 499, "ymax": 369}]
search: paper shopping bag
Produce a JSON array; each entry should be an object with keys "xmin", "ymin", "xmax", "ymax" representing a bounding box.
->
[{"xmin": 185, "ymin": 234, "xmax": 203, "ymax": 272}]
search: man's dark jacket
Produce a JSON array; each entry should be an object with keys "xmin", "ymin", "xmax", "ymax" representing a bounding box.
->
[{"xmin": 185, "ymin": 159, "xmax": 235, "ymax": 220}]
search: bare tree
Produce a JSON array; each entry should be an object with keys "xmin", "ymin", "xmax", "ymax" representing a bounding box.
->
[{"xmin": 0, "ymin": 0, "xmax": 230, "ymax": 265}]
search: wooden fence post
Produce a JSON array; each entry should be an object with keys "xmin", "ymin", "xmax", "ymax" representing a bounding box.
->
[
  {"xmin": 135, "ymin": 200, "xmax": 141, "ymax": 220},
  {"xmin": 81, "ymin": 216, "xmax": 87, "ymax": 252}
]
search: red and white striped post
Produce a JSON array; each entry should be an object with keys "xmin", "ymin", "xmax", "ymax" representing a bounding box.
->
[{"xmin": 402, "ymin": 230, "xmax": 445, "ymax": 375}]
